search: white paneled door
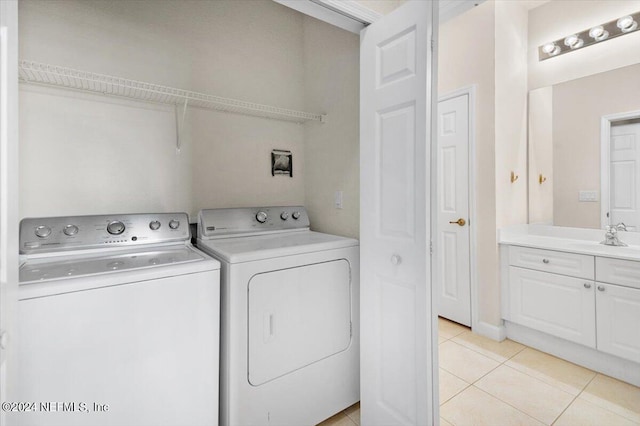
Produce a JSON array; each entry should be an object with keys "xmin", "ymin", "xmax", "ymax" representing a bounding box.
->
[
  {"xmin": 0, "ymin": 0, "xmax": 19, "ymax": 420},
  {"xmin": 360, "ymin": 1, "xmax": 437, "ymax": 425},
  {"xmin": 436, "ymin": 94, "xmax": 471, "ymax": 326},
  {"xmin": 610, "ymin": 122, "xmax": 640, "ymax": 230}
]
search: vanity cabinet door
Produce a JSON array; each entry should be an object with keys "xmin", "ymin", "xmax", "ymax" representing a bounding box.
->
[
  {"xmin": 596, "ymin": 283, "xmax": 640, "ymax": 363},
  {"xmin": 508, "ymin": 267, "xmax": 596, "ymax": 347}
]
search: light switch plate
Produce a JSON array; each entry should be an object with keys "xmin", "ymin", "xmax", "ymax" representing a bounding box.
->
[
  {"xmin": 579, "ymin": 190, "xmax": 598, "ymax": 202},
  {"xmin": 334, "ymin": 191, "xmax": 343, "ymax": 209}
]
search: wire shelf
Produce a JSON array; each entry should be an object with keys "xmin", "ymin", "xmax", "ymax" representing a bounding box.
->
[{"xmin": 18, "ymin": 60, "xmax": 325, "ymax": 124}]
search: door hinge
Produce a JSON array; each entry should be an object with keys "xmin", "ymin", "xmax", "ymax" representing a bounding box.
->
[
  {"xmin": 431, "ymin": 38, "xmax": 435, "ymax": 51},
  {"xmin": 350, "ymin": 321, "xmax": 353, "ymax": 338},
  {"xmin": 430, "ymin": 240, "xmax": 433, "ymax": 256}
]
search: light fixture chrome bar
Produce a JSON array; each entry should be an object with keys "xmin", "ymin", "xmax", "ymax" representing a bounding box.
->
[{"xmin": 538, "ymin": 11, "xmax": 640, "ymax": 61}]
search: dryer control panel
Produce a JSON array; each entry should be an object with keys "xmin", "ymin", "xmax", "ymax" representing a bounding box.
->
[
  {"xmin": 198, "ymin": 206, "xmax": 310, "ymax": 239},
  {"xmin": 20, "ymin": 213, "xmax": 190, "ymax": 254}
]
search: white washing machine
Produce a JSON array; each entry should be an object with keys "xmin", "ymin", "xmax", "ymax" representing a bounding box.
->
[
  {"xmin": 196, "ymin": 206, "xmax": 359, "ymax": 426},
  {"xmin": 15, "ymin": 213, "xmax": 220, "ymax": 426}
]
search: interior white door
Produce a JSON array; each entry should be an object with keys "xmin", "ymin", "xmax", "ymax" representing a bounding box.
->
[
  {"xmin": 360, "ymin": 1, "xmax": 437, "ymax": 425},
  {"xmin": 0, "ymin": 0, "xmax": 19, "ymax": 418},
  {"xmin": 436, "ymin": 94, "xmax": 470, "ymax": 326},
  {"xmin": 610, "ymin": 122, "xmax": 640, "ymax": 230}
]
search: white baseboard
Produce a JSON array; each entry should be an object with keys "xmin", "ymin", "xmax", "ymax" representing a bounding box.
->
[
  {"xmin": 473, "ymin": 320, "xmax": 506, "ymax": 342},
  {"xmin": 505, "ymin": 321, "xmax": 640, "ymax": 387}
]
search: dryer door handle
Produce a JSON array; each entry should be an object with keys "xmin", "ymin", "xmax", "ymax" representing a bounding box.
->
[{"xmin": 263, "ymin": 313, "xmax": 274, "ymax": 343}]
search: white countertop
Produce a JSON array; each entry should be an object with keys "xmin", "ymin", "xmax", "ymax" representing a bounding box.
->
[{"xmin": 499, "ymin": 225, "xmax": 640, "ymax": 262}]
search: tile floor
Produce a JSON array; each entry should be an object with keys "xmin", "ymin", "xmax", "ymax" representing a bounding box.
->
[{"xmin": 318, "ymin": 317, "xmax": 640, "ymax": 426}]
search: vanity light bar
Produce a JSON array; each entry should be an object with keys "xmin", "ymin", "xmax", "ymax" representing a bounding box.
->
[{"xmin": 538, "ymin": 11, "xmax": 640, "ymax": 61}]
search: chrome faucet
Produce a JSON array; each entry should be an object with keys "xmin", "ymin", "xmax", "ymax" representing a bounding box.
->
[{"xmin": 601, "ymin": 223, "xmax": 628, "ymax": 246}]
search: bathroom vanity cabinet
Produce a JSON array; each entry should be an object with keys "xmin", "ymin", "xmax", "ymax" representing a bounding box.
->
[
  {"xmin": 503, "ymin": 245, "xmax": 640, "ymax": 363},
  {"xmin": 499, "ymin": 227, "xmax": 640, "ymax": 386}
]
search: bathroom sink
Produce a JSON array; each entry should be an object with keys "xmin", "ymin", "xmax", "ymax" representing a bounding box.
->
[{"xmin": 566, "ymin": 241, "xmax": 640, "ymax": 259}]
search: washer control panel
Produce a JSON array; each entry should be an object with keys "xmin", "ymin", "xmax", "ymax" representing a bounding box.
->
[
  {"xmin": 198, "ymin": 206, "xmax": 310, "ymax": 238},
  {"xmin": 20, "ymin": 213, "xmax": 190, "ymax": 254}
]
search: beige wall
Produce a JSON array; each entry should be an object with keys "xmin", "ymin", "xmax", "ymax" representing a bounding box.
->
[
  {"xmin": 528, "ymin": 86, "xmax": 554, "ymax": 225},
  {"xmin": 19, "ymin": 0, "xmax": 307, "ymax": 221},
  {"xmin": 302, "ymin": 17, "xmax": 360, "ymax": 239},
  {"xmin": 495, "ymin": 0, "xmax": 529, "ymax": 230},
  {"xmin": 528, "ymin": 0, "xmax": 640, "ymax": 90},
  {"xmin": 439, "ymin": 1, "xmax": 499, "ymax": 325},
  {"xmin": 552, "ymin": 63, "xmax": 640, "ymax": 229}
]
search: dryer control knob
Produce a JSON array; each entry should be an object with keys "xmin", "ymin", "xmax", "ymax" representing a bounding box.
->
[
  {"xmin": 63, "ymin": 224, "xmax": 78, "ymax": 236},
  {"xmin": 256, "ymin": 211, "xmax": 268, "ymax": 223},
  {"xmin": 107, "ymin": 221, "xmax": 125, "ymax": 235},
  {"xmin": 292, "ymin": 211, "xmax": 301, "ymax": 220},
  {"xmin": 149, "ymin": 220, "xmax": 161, "ymax": 230},
  {"xmin": 168, "ymin": 219, "xmax": 180, "ymax": 230},
  {"xmin": 35, "ymin": 225, "xmax": 52, "ymax": 239},
  {"xmin": 280, "ymin": 212, "xmax": 289, "ymax": 220}
]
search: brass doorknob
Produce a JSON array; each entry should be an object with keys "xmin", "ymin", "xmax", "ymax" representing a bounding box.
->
[{"xmin": 449, "ymin": 218, "xmax": 466, "ymax": 226}]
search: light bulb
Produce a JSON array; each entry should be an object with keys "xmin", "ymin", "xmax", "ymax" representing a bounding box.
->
[
  {"xmin": 542, "ymin": 42, "xmax": 560, "ymax": 56},
  {"xmin": 564, "ymin": 34, "xmax": 584, "ymax": 49},
  {"xmin": 589, "ymin": 26, "xmax": 609, "ymax": 41},
  {"xmin": 617, "ymin": 15, "xmax": 638, "ymax": 33}
]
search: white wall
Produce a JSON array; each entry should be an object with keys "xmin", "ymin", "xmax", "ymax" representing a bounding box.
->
[
  {"xmin": 302, "ymin": 17, "xmax": 360, "ymax": 239},
  {"xmin": 354, "ymin": 0, "xmax": 405, "ymax": 16},
  {"xmin": 528, "ymin": 0, "xmax": 640, "ymax": 90},
  {"xmin": 19, "ymin": 0, "xmax": 307, "ymax": 220}
]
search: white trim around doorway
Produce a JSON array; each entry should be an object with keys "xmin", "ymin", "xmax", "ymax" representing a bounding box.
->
[{"xmin": 600, "ymin": 109, "xmax": 640, "ymax": 230}]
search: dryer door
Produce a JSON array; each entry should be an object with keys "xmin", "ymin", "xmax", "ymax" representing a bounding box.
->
[{"xmin": 248, "ymin": 259, "xmax": 352, "ymax": 386}]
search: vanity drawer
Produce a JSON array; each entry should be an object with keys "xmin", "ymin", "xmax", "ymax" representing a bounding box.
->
[
  {"xmin": 509, "ymin": 246, "xmax": 594, "ymax": 280},
  {"xmin": 596, "ymin": 257, "xmax": 640, "ymax": 289}
]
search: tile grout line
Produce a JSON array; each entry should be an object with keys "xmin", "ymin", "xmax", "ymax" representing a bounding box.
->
[
  {"xmin": 549, "ymin": 373, "xmax": 598, "ymax": 426},
  {"xmin": 344, "ymin": 409, "xmax": 359, "ymax": 426},
  {"xmin": 497, "ymin": 347, "xmax": 599, "ymax": 399},
  {"xmin": 459, "ymin": 344, "xmax": 582, "ymax": 425},
  {"xmin": 470, "ymin": 384, "xmax": 547, "ymax": 425},
  {"xmin": 448, "ymin": 331, "xmax": 527, "ymax": 365},
  {"xmin": 571, "ymin": 374, "xmax": 640, "ymax": 424}
]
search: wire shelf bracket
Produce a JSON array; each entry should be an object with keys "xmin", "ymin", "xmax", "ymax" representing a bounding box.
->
[{"xmin": 18, "ymin": 60, "xmax": 327, "ymax": 127}]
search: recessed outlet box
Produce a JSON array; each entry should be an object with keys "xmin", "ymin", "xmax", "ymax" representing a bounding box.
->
[{"xmin": 579, "ymin": 190, "xmax": 599, "ymax": 202}]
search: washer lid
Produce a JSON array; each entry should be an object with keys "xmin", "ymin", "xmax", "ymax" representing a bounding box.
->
[
  {"xmin": 19, "ymin": 245, "xmax": 216, "ymax": 283},
  {"xmin": 197, "ymin": 231, "xmax": 358, "ymax": 263}
]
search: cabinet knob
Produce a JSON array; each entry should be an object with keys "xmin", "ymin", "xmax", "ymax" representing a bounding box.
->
[
  {"xmin": 542, "ymin": 259, "xmax": 550, "ymax": 264},
  {"xmin": 391, "ymin": 254, "xmax": 402, "ymax": 265},
  {"xmin": 584, "ymin": 283, "xmax": 591, "ymax": 289},
  {"xmin": 597, "ymin": 285, "xmax": 605, "ymax": 292}
]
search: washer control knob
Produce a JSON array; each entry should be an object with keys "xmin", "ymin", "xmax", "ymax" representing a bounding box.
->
[
  {"xmin": 107, "ymin": 221, "xmax": 125, "ymax": 235},
  {"xmin": 256, "ymin": 211, "xmax": 268, "ymax": 223},
  {"xmin": 63, "ymin": 224, "xmax": 79, "ymax": 236},
  {"xmin": 292, "ymin": 211, "xmax": 301, "ymax": 220},
  {"xmin": 149, "ymin": 220, "xmax": 161, "ymax": 230},
  {"xmin": 35, "ymin": 225, "xmax": 52, "ymax": 239},
  {"xmin": 168, "ymin": 219, "xmax": 180, "ymax": 230},
  {"xmin": 280, "ymin": 212, "xmax": 290, "ymax": 220}
]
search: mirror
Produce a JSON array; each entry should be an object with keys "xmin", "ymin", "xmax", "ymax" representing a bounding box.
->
[{"xmin": 528, "ymin": 62, "xmax": 640, "ymax": 231}]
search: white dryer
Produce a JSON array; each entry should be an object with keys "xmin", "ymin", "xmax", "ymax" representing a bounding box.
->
[
  {"xmin": 197, "ymin": 206, "xmax": 359, "ymax": 426},
  {"xmin": 16, "ymin": 213, "xmax": 220, "ymax": 426}
]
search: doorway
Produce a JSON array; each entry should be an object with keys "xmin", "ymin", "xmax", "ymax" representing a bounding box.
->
[
  {"xmin": 436, "ymin": 87, "xmax": 477, "ymax": 329},
  {"xmin": 601, "ymin": 111, "xmax": 640, "ymax": 231}
]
